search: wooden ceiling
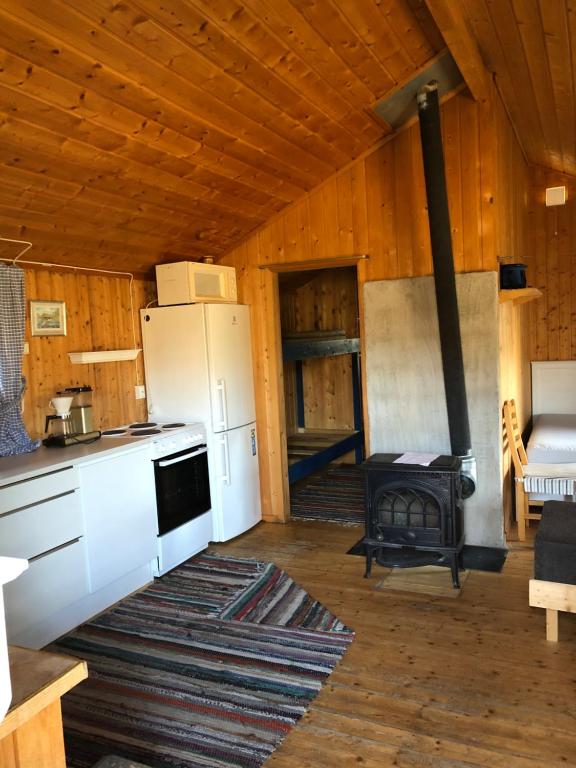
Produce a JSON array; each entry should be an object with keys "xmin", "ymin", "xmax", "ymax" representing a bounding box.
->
[
  {"xmin": 462, "ymin": 0, "xmax": 576, "ymax": 177},
  {"xmin": 0, "ymin": 0, "xmax": 445, "ymax": 274},
  {"xmin": 1, "ymin": 1, "xmax": 574, "ymax": 275}
]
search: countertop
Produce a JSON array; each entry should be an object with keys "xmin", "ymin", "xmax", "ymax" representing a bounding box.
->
[{"xmin": 0, "ymin": 437, "xmax": 149, "ymax": 487}]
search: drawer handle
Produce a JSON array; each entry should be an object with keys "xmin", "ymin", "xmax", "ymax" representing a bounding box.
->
[
  {"xmin": 29, "ymin": 537, "xmax": 81, "ymax": 564},
  {"xmin": 0, "ymin": 489, "xmax": 77, "ymax": 519}
]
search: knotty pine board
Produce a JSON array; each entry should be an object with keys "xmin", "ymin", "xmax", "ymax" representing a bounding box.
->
[{"xmin": 21, "ymin": 268, "xmax": 154, "ymax": 439}]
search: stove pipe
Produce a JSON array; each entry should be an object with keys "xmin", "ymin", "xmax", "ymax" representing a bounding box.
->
[{"xmin": 417, "ymin": 83, "xmax": 476, "ymax": 498}]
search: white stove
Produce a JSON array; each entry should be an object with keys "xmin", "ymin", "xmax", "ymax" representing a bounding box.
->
[
  {"xmin": 102, "ymin": 421, "xmax": 211, "ymax": 575},
  {"xmin": 101, "ymin": 421, "xmax": 206, "ymax": 459}
]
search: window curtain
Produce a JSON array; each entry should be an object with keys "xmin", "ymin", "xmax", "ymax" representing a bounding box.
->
[{"xmin": 0, "ymin": 264, "xmax": 40, "ymax": 456}]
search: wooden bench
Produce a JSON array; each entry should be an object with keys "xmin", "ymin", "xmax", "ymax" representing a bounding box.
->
[{"xmin": 529, "ymin": 501, "xmax": 576, "ymax": 641}]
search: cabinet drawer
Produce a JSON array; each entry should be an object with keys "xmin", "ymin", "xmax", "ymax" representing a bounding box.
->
[
  {"xmin": 0, "ymin": 467, "xmax": 79, "ymax": 515},
  {"xmin": 4, "ymin": 538, "xmax": 89, "ymax": 640},
  {"xmin": 0, "ymin": 490, "xmax": 83, "ymax": 560}
]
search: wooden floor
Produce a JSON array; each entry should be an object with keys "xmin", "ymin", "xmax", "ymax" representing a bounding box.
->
[{"xmin": 212, "ymin": 521, "xmax": 576, "ymax": 767}]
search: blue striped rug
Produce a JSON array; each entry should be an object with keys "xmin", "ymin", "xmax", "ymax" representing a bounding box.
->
[
  {"xmin": 290, "ymin": 464, "xmax": 365, "ymax": 524},
  {"xmin": 51, "ymin": 554, "xmax": 353, "ymax": 768}
]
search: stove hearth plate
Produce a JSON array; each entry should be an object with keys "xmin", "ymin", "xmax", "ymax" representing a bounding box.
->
[
  {"xmin": 102, "ymin": 429, "xmax": 128, "ymax": 436},
  {"xmin": 129, "ymin": 422, "xmax": 157, "ymax": 429},
  {"xmin": 163, "ymin": 423, "xmax": 186, "ymax": 429}
]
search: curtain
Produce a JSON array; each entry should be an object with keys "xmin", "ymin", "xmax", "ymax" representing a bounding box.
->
[{"xmin": 0, "ymin": 264, "xmax": 40, "ymax": 456}]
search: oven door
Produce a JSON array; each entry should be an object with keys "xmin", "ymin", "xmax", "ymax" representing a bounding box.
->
[{"xmin": 154, "ymin": 444, "xmax": 211, "ymax": 536}]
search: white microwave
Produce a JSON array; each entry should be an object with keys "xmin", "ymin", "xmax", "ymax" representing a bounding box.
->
[{"xmin": 156, "ymin": 261, "xmax": 237, "ymax": 306}]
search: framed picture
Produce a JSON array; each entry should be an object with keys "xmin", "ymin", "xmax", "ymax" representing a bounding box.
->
[{"xmin": 30, "ymin": 300, "xmax": 67, "ymax": 336}]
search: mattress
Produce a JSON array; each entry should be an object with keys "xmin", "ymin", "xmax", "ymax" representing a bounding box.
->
[{"xmin": 527, "ymin": 414, "xmax": 576, "ymax": 463}]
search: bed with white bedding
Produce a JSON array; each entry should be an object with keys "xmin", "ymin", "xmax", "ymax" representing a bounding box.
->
[
  {"xmin": 527, "ymin": 414, "xmax": 576, "ymax": 463},
  {"xmin": 526, "ymin": 363, "xmax": 576, "ymax": 501}
]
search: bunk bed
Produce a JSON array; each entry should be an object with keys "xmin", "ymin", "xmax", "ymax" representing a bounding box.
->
[{"xmin": 283, "ymin": 330, "xmax": 364, "ymax": 484}]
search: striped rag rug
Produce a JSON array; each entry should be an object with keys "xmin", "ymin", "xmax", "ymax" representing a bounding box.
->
[
  {"xmin": 290, "ymin": 463, "xmax": 365, "ymax": 525},
  {"xmin": 50, "ymin": 553, "xmax": 353, "ymax": 768}
]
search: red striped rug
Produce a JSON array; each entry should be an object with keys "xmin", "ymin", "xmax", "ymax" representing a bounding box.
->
[{"xmin": 50, "ymin": 553, "xmax": 353, "ymax": 768}]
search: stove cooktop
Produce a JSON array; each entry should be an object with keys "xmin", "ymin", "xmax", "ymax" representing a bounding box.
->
[{"xmin": 102, "ymin": 421, "xmax": 189, "ymax": 438}]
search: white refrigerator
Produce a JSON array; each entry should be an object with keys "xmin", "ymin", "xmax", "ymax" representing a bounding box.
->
[{"xmin": 140, "ymin": 303, "xmax": 262, "ymax": 542}]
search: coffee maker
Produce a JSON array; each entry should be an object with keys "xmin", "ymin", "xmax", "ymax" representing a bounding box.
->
[
  {"xmin": 44, "ymin": 389, "xmax": 100, "ymax": 447},
  {"xmin": 57, "ymin": 386, "xmax": 93, "ymax": 434},
  {"xmin": 44, "ymin": 396, "xmax": 75, "ymax": 443}
]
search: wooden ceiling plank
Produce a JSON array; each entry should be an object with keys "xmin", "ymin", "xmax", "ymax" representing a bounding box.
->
[
  {"xmin": 0, "ymin": 203, "xmax": 239, "ymax": 254},
  {"xmin": 511, "ymin": 0, "xmax": 564, "ymax": 171},
  {"xmin": 334, "ymin": 0, "xmax": 437, "ymax": 80},
  {"xmin": 0, "ymin": 4, "xmax": 335, "ymax": 185},
  {"xmin": 241, "ymin": 0, "xmax": 389, "ymax": 110},
  {"xmin": 0, "ymin": 223, "xmax": 195, "ymax": 260},
  {"xmin": 68, "ymin": 0, "xmax": 357, "ymax": 167},
  {"xmin": 0, "ymin": 114, "xmax": 270, "ymax": 223},
  {"xmin": 0, "ymin": 164, "xmax": 246, "ymax": 235},
  {"xmin": 15, "ymin": 0, "xmax": 345, "ymax": 176},
  {"xmin": 0, "ymin": 49, "xmax": 304, "ymax": 204},
  {"xmin": 132, "ymin": 0, "xmax": 382, "ymax": 149},
  {"xmin": 403, "ymin": 0, "xmax": 447, "ymax": 54},
  {"xmin": 539, "ymin": 0, "xmax": 576, "ymax": 175},
  {"xmin": 0, "ymin": 143, "xmax": 264, "ymax": 237},
  {"xmin": 0, "ymin": 81, "xmax": 286, "ymax": 212},
  {"xmin": 286, "ymin": 0, "xmax": 398, "ymax": 98},
  {"xmin": 330, "ymin": 0, "xmax": 417, "ymax": 85},
  {"xmin": 0, "ymin": 14, "xmax": 321, "ymax": 194},
  {"xmin": 0, "ymin": 190, "xmax": 235, "ymax": 246},
  {"xmin": 423, "ymin": 0, "xmax": 490, "ymax": 102},
  {"xmin": 461, "ymin": 0, "xmax": 542, "ymax": 162}
]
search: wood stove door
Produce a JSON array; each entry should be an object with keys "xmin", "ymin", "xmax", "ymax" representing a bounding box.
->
[{"xmin": 368, "ymin": 480, "xmax": 446, "ymax": 547}]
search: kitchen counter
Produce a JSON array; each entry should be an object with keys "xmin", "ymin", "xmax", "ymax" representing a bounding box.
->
[{"xmin": 0, "ymin": 437, "xmax": 144, "ymax": 487}]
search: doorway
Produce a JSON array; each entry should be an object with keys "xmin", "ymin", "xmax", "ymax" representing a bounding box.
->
[{"xmin": 278, "ymin": 266, "xmax": 364, "ymax": 520}]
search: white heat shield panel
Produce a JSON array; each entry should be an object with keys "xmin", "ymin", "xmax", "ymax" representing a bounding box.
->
[{"xmin": 364, "ymin": 271, "xmax": 503, "ymax": 548}]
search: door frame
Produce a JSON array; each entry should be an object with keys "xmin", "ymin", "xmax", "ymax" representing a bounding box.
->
[{"xmin": 255, "ymin": 255, "xmax": 369, "ymax": 523}]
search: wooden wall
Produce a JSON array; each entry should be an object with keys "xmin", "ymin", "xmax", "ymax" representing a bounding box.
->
[
  {"xmin": 527, "ymin": 167, "xmax": 576, "ymax": 364},
  {"xmin": 280, "ymin": 268, "xmax": 358, "ymax": 435},
  {"xmin": 21, "ymin": 268, "xmax": 154, "ymax": 439},
  {"xmin": 493, "ymin": 88, "xmax": 533, "ymax": 536},
  {"xmin": 222, "ymin": 88, "xmax": 500, "ymax": 522}
]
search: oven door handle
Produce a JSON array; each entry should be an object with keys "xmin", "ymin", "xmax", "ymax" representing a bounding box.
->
[{"xmin": 157, "ymin": 446, "xmax": 207, "ymax": 467}]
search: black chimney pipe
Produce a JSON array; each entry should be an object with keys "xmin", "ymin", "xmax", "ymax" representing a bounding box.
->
[{"xmin": 417, "ymin": 83, "xmax": 476, "ymax": 496}]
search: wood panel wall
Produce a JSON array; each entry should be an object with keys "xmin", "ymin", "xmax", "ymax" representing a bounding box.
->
[
  {"xmin": 280, "ymin": 268, "xmax": 359, "ymax": 434},
  {"xmin": 493, "ymin": 88, "xmax": 533, "ymax": 536},
  {"xmin": 527, "ymin": 167, "xmax": 576, "ymax": 364},
  {"xmin": 222, "ymin": 88, "xmax": 500, "ymax": 522},
  {"xmin": 21, "ymin": 268, "xmax": 154, "ymax": 438}
]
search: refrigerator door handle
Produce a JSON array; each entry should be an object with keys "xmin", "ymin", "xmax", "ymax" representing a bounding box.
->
[
  {"xmin": 220, "ymin": 434, "xmax": 231, "ymax": 486},
  {"xmin": 215, "ymin": 378, "xmax": 228, "ymax": 431}
]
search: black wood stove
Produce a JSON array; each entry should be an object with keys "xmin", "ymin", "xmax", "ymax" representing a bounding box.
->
[{"xmin": 362, "ymin": 454, "xmax": 464, "ymax": 587}]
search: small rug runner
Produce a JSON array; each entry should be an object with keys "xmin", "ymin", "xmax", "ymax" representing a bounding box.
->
[
  {"xmin": 51, "ymin": 553, "xmax": 353, "ymax": 768},
  {"xmin": 290, "ymin": 464, "xmax": 364, "ymax": 525}
]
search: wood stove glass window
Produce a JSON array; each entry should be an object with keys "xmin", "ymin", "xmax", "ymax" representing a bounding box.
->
[{"xmin": 376, "ymin": 488, "xmax": 441, "ymax": 530}]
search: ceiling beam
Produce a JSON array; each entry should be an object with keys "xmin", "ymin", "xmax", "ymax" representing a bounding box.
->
[{"xmin": 423, "ymin": 0, "xmax": 490, "ymax": 102}]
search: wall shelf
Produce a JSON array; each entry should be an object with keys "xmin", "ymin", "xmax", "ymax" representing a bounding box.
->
[
  {"xmin": 68, "ymin": 349, "xmax": 141, "ymax": 364},
  {"xmin": 498, "ymin": 288, "xmax": 542, "ymax": 306}
]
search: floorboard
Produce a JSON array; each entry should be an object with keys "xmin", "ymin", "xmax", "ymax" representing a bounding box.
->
[{"xmin": 211, "ymin": 521, "xmax": 576, "ymax": 767}]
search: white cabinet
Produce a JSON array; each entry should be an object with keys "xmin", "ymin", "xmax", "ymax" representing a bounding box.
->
[
  {"xmin": 0, "ymin": 466, "xmax": 89, "ymax": 643},
  {"xmin": 78, "ymin": 444, "xmax": 157, "ymax": 593}
]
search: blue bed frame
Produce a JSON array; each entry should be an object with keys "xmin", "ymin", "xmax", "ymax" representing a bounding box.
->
[{"xmin": 283, "ymin": 337, "xmax": 364, "ymax": 484}]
